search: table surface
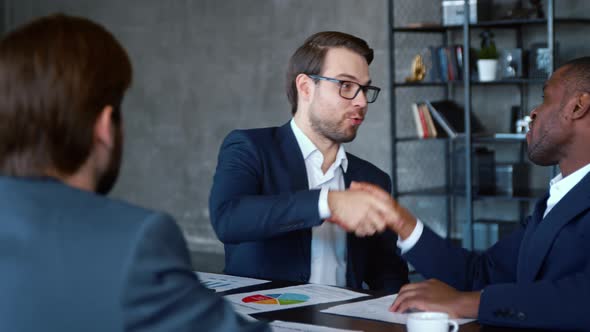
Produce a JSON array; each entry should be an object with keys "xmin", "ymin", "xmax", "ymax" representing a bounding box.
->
[{"xmin": 221, "ymin": 281, "xmax": 547, "ymax": 332}]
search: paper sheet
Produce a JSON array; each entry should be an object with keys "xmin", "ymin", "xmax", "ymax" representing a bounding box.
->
[
  {"xmin": 269, "ymin": 320, "xmax": 361, "ymax": 332},
  {"xmin": 321, "ymin": 294, "xmax": 475, "ymax": 325},
  {"xmin": 224, "ymin": 284, "xmax": 367, "ymax": 315},
  {"xmin": 195, "ymin": 272, "xmax": 269, "ymax": 293}
]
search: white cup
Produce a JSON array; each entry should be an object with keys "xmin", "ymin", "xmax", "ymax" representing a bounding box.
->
[{"xmin": 406, "ymin": 312, "xmax": 459, "ymax": 332}]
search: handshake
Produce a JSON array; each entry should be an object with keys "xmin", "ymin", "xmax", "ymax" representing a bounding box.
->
[{"xmin": 327, "ymin": 181, "xmax": 417, "ymax": 238}]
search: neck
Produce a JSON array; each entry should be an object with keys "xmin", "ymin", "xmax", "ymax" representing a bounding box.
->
[
  {"xmin": 558, "ymin": 137, "xmax": 590, "ymax": 177},
  {"xmin": 45, "ymin": 161, "xmax": 96, "ymax": 193},
  {"xmin": 62, "ymin": 173, "xmax": 96, "ymax": 192},
  {"xmin": 560, "ymin": 159, "xmax": 590, "ymax": 178},
  {"xmin": 293, "ymin": 114, "xmax": 340, "ymax": 173}
]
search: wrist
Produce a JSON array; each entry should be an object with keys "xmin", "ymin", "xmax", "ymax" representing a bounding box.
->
[
  {"xmin": 397, "ymin": 217, "xmax": 417, "ymax": 240},
  {"xmin": 457, "ymin": 291, "xmax": 481, "ymax": 318},
  {"xmin": 327, "ymin": 191, "xmax": 341, "ymax": 216}
]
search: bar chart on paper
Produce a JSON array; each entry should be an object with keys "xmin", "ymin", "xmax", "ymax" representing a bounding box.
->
[{"xmin": 195, "ymin": 272, "xmax": 269, "ymax": 293}]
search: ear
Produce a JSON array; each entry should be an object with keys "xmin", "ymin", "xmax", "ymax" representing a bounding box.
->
[
  {"xmin": 295, "ymin": 73, "xmax": 315, "ymax": 103},
  {"xmin": 570, "ymin": 92, "xmax": 590, "ymax": 120},
  {"xmin": 94, "ymin": 105, "xmax": 115, "ymax": 149}
]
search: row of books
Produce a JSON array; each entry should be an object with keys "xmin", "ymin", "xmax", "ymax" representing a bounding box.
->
[
  {"xmin": 411, "ymin": 102, "xmax": 438, "ymax": 138},
  {"xmin": 411, "ymin": 100, "xmax": 486, "ymax": 139},
  {"xmin": 427, "ymin": 45, "xmax": 472, "ymax": 82}
]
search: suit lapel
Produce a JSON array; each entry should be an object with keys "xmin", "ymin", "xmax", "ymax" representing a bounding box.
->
[
  {"xmin": 516, "ymin": 194, "xmax": 547, "ymax": 281},
  {"xmin": 277, "ymin": 122, "xmax": 309, "ymax": 192},
  {"xmin": 277, "ymin": 122, "xmax": 313, "ymax": 267},
  {"xmin": 519, "ymin": 172, "xmax": 590, "ymax": 281},
  {"xmin": 343, "ymin": 155, "xmax": 364, "ymax": 288},
  {"xmin": 343, "ymin": 152, "xmax": 361, "ymax": 188}
]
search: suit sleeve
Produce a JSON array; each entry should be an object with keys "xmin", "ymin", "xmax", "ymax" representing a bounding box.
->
[
  {"xmin": 209, "ymin": 130, "xmax": 322, "ymax": 244},
  {"xmin": 403, "ymin": 224, "xmax": 523, "ymax": 291},
  {"xmin": 405, "ymin": 216, "xmax": 590, "ymax": 330},
  {"xmin": 122, "ymin": 213, "xmax": 270, "ymax": 332},
  {"xmin": 477, "ymin": 269, "xmax": 590, "ymax": 330},
  {"xmin": 364, "ymin": 175, "xmax": 409, "ymax": 293}
]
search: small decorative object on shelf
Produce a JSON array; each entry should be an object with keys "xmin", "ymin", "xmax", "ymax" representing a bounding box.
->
[
  {"xmin": 503, "ymin": 0, "xmax": 545, "ymax": 19},
  {"xmin": 477, "ymin": 30, "xmax": 499, "ymax": 81},
  {"xmin": 405, "ymin": 54, "xmax": 427, "ymax": 82},
  {"xmin": 499, "ymin": 49, "xmax": 523, "ymax": 78},
  {"xmin": 442, "ymin": 0, "xmax": 493, "ymax": 26},
  {"xmin": 495, "ymin": 163, "xmax": 530, "ymax": 196},
  {"xmin": 516, "ymin": 115, "xmax": 532, "ymax": 134},
  {"xmin": 528, "ymin": 42, "xmax": 558, "ymax": 78}
]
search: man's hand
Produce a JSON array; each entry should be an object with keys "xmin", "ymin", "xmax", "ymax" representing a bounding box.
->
[
  {"xmin": 327, "ymin": 188, "xmax": 395, "ymax": 237},
  {"xmin": 349, "ymin": 181, "xmax": 417, "ymax": 240},
  {"xmin": 389, "ymin": 279, "xmax": 480, "ymax": 318}
]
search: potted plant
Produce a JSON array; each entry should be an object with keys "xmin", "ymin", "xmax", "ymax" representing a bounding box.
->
[{"xmin": 477, "ymin": 30, "xmax": 499, "ymax": 81}]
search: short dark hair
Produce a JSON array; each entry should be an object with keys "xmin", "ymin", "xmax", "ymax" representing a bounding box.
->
[
  {"xmin": 285, "ymin": 31, "xmax": 373, "ymax": 114},
  {"xmin": 0, "ymin": 14, "xmax": 132, "ymax": 176},
  {"xmin": 561, "ymin": 57, "xmax": 590, "ymax": 95}
]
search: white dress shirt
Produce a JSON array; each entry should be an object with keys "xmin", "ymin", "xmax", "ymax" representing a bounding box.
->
[
  {"xmin": 291, "ymin": 119, "xmax": 348, "ymax": 287},
  {"xmin": 398, "ymin": 163, "xmax": 590, "ymax": 254}
]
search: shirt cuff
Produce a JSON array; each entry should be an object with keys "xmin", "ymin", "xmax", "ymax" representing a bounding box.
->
[
  {"xmin": 318, "ymin": 187, "xmax": 331, "ymax": 219},
  {"xmin": 396, "ymin": 219, "xmax": 424, "ymax": 254}
]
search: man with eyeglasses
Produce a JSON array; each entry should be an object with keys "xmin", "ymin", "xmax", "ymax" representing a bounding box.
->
[{"xmin": 210, "ymin": 31, "xmax": 409, "ymax": 292}]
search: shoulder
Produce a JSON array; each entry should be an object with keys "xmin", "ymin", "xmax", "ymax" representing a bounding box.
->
[
  {"xmin": 223, "ymin": 126, "xmax": 282, "ymax": 145},
  {"xmin": 218, "ymin": 125, "xmax": 290, "ymax": 162},
  {"xmin": 346, "ymin": 152, "xmax": 391, "ymax": 187},
  {"xmin": 0, "ymin": 176, "xmax": 184, "ymax": 269},
  {"xmin": 43, "ymin": 179, "xmax": 178, "ymax": 237}
]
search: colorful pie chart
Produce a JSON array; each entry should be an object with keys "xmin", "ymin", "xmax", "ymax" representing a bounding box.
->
[{"xmin": 242, "ymin": 293, "xmax": 310, "ymax": 305}]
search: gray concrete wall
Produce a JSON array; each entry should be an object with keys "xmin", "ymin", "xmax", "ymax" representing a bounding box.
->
[
  {"xmin": 3, "ymin": 0, "xmax": 590, "ymax": 268},
  {"xmin": 3, "ymin": 0, "xmax": 391, "ymax": 270}
]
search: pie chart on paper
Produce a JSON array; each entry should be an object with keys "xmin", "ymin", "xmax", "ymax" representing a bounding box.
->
[{"xmin": 242, "ymin": 293, "xmax": 310, "ymax": 305}]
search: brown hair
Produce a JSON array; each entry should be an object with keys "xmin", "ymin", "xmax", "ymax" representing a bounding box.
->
[
  {"xmin": 0, "ymin": 14, "xmax": 132, "ymax": 176},
  {"xmin": 285, "ymin": 31, "xmax": 373, "ymax": 114}
]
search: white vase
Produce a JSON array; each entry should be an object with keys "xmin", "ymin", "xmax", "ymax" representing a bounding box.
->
[{"xmin": 477, "ymin": 59, "xmax": 498, "ymax": 82}]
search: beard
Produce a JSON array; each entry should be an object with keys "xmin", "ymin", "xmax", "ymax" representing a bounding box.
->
[
  {"xmin": 309, "ymin": 107, "xmax": 359, "ymax": 143},
  {"xmin": 95, "ymin": 126, "xmax": 123, "ymax": 195},
  {"xmin": 527, "ymin": 127, "xmax": 561, "ymax": 167}
]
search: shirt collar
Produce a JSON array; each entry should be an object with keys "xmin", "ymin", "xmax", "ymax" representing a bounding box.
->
[
  {"xmin": 290, "ymin": 119, "xmax": 348, "ymax": 172},
  {"xmin": 549, "ymin": 162, "xmax": 590, "ymax": 192}
]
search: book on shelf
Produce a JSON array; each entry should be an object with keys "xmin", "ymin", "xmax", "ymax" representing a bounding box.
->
[
  {"xmin": 411, "ymin": 103, "xmax": 426, "ymax": 138},
  {"xmin": 424, "ymin": 100, "xmax": 486, "ymax": 138},
  {"xmin": 428, "ymin": 46, "xmax": 442, "ymax": 82},
  {"xmin": 411, "ymin": 102, "xmax": 440, "ymax": 138},
  {"xmin": 420, "ymin": 103, "xmax": 438, "ymax": 137},
  {"xmin": 427, "ymin": 45, "xmax": 465, "ymax": 82},
  {"xmin": 437, "ymin": 47, "xmax": 449, "ymax": 82}
]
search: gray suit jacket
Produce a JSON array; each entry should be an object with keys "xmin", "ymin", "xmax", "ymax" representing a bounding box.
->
[{"xmin": 0, "ymin": 176, "xmax": 269, "ymax": 332}]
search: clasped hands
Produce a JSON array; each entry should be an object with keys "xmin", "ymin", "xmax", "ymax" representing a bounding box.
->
[
  {"xmin": 326, "ymin": 181, "xmax": 416, "ymax": 238},
  {"xmin": 327, "ymin": 182, "xmax": 480, "ymax": 319}
]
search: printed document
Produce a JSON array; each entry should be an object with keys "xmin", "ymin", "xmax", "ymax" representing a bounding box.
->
[
  {"xmin": 270, "ymin": 320, "xmax": 361, "ymax": 332},
  {"xmin": 195, "ymin": 272, "xmax": 269, "ymax": 293},
  {"xmin": 321, "ymin": 294, "xmax": 475, "ymax": 325},
  {"xmin": 224, "ymin": 284, "xmax": 367, "ymax": 315}
]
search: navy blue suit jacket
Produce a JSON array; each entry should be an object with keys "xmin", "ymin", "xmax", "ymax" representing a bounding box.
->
[
  {"xmin": 210, "ymin": 122, "xmax": 408, "ymax": 292},
  {"xmin": 404, "ymin": 172, "xmax": 590, "ymax": 330},
  {"xmin": 0, "ymin": 176, "xmax": 268, "ymax": 332}
]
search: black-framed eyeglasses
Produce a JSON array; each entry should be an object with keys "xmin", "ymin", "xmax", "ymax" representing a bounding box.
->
[{"xmin": 307, "ymin": 74, "xmax": 381, "ymax": 103}]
